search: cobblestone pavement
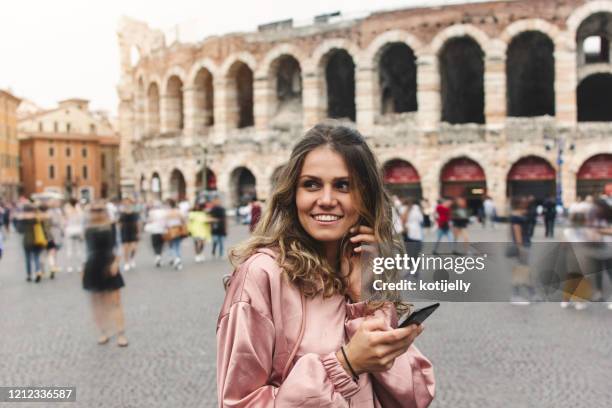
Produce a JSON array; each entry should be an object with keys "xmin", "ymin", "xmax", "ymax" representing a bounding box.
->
[{"xmin": 0, "ymin": 221, "xmax": 611, "ymax": 407}]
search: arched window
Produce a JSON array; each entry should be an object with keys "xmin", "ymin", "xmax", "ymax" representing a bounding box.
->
[{"xmin": 439, "ymin": 37, "xmax": 485, "ymax": 124}]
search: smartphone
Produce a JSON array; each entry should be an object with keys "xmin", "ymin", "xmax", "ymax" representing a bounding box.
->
[{"xmin": 397, "ymin": 303, "xmax": 440, "ymax": 328}]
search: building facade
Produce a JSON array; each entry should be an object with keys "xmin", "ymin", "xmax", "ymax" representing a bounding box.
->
[
  {"xmin": 0, "ymin": 90, "xmax": 22, "ymax": 201},
  {"xmin": 19, "ymin": 99, "xmax": 119, "ymax": 200},
  {"xmin": 118, "ymin": 0, "xmax": 612, "ymax": 212}
]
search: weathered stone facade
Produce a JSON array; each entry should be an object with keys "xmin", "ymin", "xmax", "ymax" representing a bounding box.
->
[{"xmin": 118, "ymin": 0, "xmax": 612, "ymax": 212}]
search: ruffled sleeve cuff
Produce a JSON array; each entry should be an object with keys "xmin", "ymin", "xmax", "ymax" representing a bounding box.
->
[
  {"xmin": 320, "ymin": 351, "xmax": 360, "ymax": 400},
  {"xmin": 345, "ymin": 301, "xmax": 368, "ymax": 319}
]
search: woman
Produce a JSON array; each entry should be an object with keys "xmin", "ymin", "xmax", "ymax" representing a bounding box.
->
[
  {"xmin": 402, "ymin": 198, "xmax": 424, "ymax": 277},
  {"xmin": 165, "ymin": 199, "xmax": 187, "ymax": 270},
  {"xmin": 17, "ymin": 204, "xmax": 47, "ymax": 282},
  {"xmin": 83, "ymin": 204, "xmax": 128, "ymax": 347},
  {"xmin": 144, "ymin": 201, "xmax": 167, "ymax": 267},
  {"xmin": 188, "ymin": 202, "xmax": 212, "ymax": 263},
  {"xmin": 119, "ymin": 198, "xmax": 140, "ymax": 271},
  {"xmin": 64, "ymin": 198, "xmax": 85, "ymax": 273},
  {"xmin": 41, "ymin": 200, "xmax": 65, "ymax": 279},
  {"xmin": 508, "ymin": 196, "xmax": 535, "ymax": 306},
  {"xmin": 217, "ymin": 125, "xmax": 435, "ymax": 407},
  {"xmin": 451, "ymin": 197, "xmax": 470, "ymax": 255}
]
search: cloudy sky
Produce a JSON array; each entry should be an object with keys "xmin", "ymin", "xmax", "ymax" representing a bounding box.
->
[{"xmin": 0, "ymin": 0, "xmax": 495, "ymax": 114}]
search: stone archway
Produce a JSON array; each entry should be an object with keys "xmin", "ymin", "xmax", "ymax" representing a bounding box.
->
[
  {"xmin": 151, "ymin": 172, "xmax": 162, "ymax": 200},
  {"xmin": 324, "ymin": 49, "xmax": 356, "ymax": 121},
  {"xmin": 440, "ymin": 157, "xmax": 487, "ymax": 214},
  {"xmin": 576, "ymin": 153, "xmax": 612, "ymax": 198},
  {"xmin": 439, "ymin": 36, "xmax": 485, "ymax": 124},
  {"xmin": 169, "ymin": 169, "xmax": 187, "ymax": 201},
  {"xmin": 230, "ymin": 166, "xmax": 257, "ymax": 207},
  {"xmin": 506, "ymin": 156, "xmax": 556, "ymax": 201},
  {"xmin": 382, "ymin": 159, "xmax": 422, "ymax": 200}
]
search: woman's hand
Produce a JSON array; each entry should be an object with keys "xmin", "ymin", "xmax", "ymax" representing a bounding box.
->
[
  {"xmin": 338, "ymin": 317, "xmax": 424, "ymax": 375},
  {"xmin": 341, "ymin": 225, "xmax": 377, "ymax": 302}
]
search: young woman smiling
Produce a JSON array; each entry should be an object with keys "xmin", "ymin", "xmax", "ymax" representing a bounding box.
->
[{"xmin": 217, "ymin": 124, "xmax": 435, "ymax": 407}]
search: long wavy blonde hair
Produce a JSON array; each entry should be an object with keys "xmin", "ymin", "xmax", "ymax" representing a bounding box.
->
[{"xmin": 230, "ymin": 124, "xmax": 404, "ymax": 302}]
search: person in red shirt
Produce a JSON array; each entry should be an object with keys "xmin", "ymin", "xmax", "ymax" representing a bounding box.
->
[
  {"xmin": 432, "ymin": 198, "xmax": 454, "ymax": 254},
  {"xmin": 249, "ymin": 198, "xmax": 262, "ymax": 233}
]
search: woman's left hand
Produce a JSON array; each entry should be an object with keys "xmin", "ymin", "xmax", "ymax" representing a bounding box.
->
[{"xmin": 341, "ymin": 225, "xmax": 377, "ymax": 302}]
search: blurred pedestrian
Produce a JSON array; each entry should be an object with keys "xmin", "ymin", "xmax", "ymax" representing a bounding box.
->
[
  {"xmin": 188, "ymin": 202, "xmax": 212, "ymax": 263},
  {"xmin": 421, "ymin": 198, "xmax": 432, "ymax": 228},
  {"xmin": 589, "ymin": 199, "xmax": 612, "ymax": 308},
  {"xmin": 83, "ymin": 204, "xmax": 127, "ymax": 347},
  {"xmin": 402, "ymin": 198, "xmax": 424, "ymax": 276},
  {"xmin": 2, "ymin": 202, "xmax": 11, "ymax": 234},
  {"xmin": 508, "ymin": 197, "xmax": 535, "ymax": 305},
  {"xmin": 119, "ymin": 198, "xmax": 140, "ymax": 271},
  {"xmin": 144, "ymin": 201, "xmax": 167, "ymax": 267},
  {"xmin": 483, "ymin": 195, "xmax": 496, "ymax": 229},
  {"xmin": 209, "ymin": 197, "xmax": 227, "ymax": 258},
  {"xmin": 432, "ymin": 198, "xmax": 453, "ymax": 255},
  {"xmin": 560, "ymin": 210, "xmax": 597, "ymax": 310},
  {"xmin": 451, "ymin": 197, "xmax": 470, "ymax": 255},
  {"xmin": 543, "ymin": 196, "xmax": 557, "ymax": 238},
  {"xmin": 249, "ymin": 197, "xmax": 262, "ymax": 233},
  {"xmin": 165, "ymin": 199, "xmax": 187, "ymax": 270},
  {"xmin": 525, "ymin": 195, "xmax": 538, "ymax": 239},
  {"xmin": 17, "ymin": 204, "xmax": 47, "ymax": 282},
  {"xmin": 40, "ymin": 201, "xmax": 64, "ymax": 279},
  {"xmin": 64, "ymin": 198, "xmax": 85, "ymax": 273}
]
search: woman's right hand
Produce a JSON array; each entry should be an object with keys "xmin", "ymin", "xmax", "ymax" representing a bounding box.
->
[{"xmin": 338, "ymin": 317, "xmax": 424, "ymax": 375}]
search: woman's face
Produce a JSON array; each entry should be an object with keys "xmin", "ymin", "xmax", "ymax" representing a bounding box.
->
[{"xmin": 296, "ymin": 146, "xmax": 359, "ymax": 245}]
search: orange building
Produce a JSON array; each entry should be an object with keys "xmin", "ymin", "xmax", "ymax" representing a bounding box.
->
[
  {"xmin": 18, "ymin": 99, "xmax": 119, "ymax": 200},
  {"xmin": 0, "ymin": 90, "xmax": 22, "ymax": 201}
]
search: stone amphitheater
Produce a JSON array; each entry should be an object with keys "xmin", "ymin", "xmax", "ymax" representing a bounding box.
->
[{"xmin": 117, "ymin": 0, "xmax": 612, "ymax": 213}]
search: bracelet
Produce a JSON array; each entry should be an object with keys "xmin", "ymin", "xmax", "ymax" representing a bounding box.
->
[{"xmin": 340, "ymin": 346, "xmax": 359, "ymax": 383}]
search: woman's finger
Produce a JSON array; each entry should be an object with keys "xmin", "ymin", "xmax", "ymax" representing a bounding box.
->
[{"xmin": 350, "ymin": 234, "xmax": 376, "ymax": 244}]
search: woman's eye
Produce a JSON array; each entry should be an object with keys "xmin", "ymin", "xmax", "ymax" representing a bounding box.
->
[
  {"xmin": 335, "ymin": 180, "xmax": 350, "ymax": 191},
  {"xmin": 302, "ymin": 180, "xmax": 319, "ymax": 189}
]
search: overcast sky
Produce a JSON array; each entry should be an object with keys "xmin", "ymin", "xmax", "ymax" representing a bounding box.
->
[{"xmin": 0, "ymin": 0, "xmax": 495, "ymax": 115}]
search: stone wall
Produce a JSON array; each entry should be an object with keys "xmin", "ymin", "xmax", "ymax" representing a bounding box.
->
[{"xmin": 118, "ymin": 0, "xmax": 612, "ymax": 212}]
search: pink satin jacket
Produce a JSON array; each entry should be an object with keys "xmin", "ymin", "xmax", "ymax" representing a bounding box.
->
[{"xmin": 217, "ymin": 248, "xmax": 435, "ymax": 407}]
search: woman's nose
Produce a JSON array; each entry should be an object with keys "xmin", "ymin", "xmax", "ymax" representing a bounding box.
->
[{"xmin": 317, "ymin": 186, "xmax": 337, "ymax": 207}]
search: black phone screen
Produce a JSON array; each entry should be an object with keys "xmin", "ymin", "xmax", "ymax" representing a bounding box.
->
[{"xmin": 397, "ymin": 303, "xmax": 440, "ymax": 328}]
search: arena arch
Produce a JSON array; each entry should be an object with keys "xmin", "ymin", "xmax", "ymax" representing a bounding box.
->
[
  {"xmin": 196, "ymin": 167, "xmax": 217, "ymax": 191},
  {"xmin": 269, "ymin": 54, "xmax": 303, "ymax": 125},
  {"xmin": 378, "ymin": 43, "xmax": 418, "ymax": 115},
  {"xmin": 146, "ymin": 82, "xmax": 161, "ymax": 135},
  {"xmin": 506, "ymin": 156, "xmax": 556, "ymax": 201},
  {"xmin": 322, "ymin": 48, "xmax": 356, "ymax": 121},
  {"xmin": 151, "ymin": 172, "xmax": 162, "ymax": 200},
  {"xmin": 226, "ymin": 60, "xmax": 254, "ymax": 128},
  {"xmin": 576, "ymin": 153, "xmax": 612, "ymax": 198},
  {"xmin": 135, "ymin": 77, "xmax": 146, "ymax": 139},
  {"xmin": 440, "ymin": 157, "xmax": 487, "ymax": 214},
  {"xmin": 506, "ymin": 31, "xmax": 556, "ymax": 117},
  {"xmin": 169, "ymin": 168, "xmax": 187, "ymax": 201},
  {"xmin": 164, "ymin": 75, "xmax": 185, "ymax": 131},
  {"xmin": 193, "ymin": 67, "xmax": 215, "ymax": 129},
  {"xmin": 382, "ymin": 159, "xmax": 422, "ymax": 200},
  {"xmin": 230, "ymin": 166, "xmax": 257, "ymax": 207},
  {"xmin": 438, "ymin": 36, "xmax": 485, "ymax": 124},
  {"xmin": 577, "ymin": 73, "xmax": 612, "ymax": 121}
]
